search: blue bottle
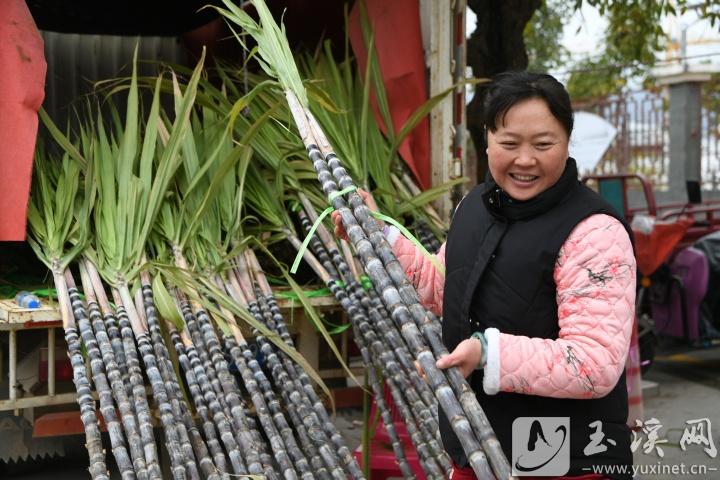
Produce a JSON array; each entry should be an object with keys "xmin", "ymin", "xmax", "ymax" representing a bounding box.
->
[{"xmin": 15, "ymin": 291, "xmax": 41, "ymax": 309}]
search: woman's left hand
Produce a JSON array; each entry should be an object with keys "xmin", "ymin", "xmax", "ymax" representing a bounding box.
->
[{"xmin": 435, "ymin": 338, "xmax": 484, "ymax": 379}]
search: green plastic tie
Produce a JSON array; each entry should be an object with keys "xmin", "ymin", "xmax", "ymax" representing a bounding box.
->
[
  {"xmin": 290, "ymin": 185, "xmax": 444, "ymax": 278},
  {"xmin": 371, "ymin": 211, "xmax": 445, "ymax": 276},
  {"xmin": 290, "ymin": 186, "xmax": 357, "ymax": 275}
]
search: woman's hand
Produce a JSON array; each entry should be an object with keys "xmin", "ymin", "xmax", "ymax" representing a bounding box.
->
[
  {"xmin": 416, "ymin": 338, "xmax": 483, "ymax": 380},
  {"xmin": 331, "ymin": 189, "xmax": 382, "ymax": 241}
]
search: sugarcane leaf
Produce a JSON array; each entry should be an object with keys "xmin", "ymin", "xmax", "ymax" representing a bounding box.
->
[
  {"xmin": 116, "ymin": 46, "xmax": 140, "ymax": 250},
  {"xmin": 387, "ymin": 85, "xmax": 454, "ymax": 162},
  {"xmin": 395, "ymin": 177, "xmax": 468, "ymax": 214},
  {"xmin": 133, "ymin": 51, "xmax": 206, "ymax": 267},
  {"xmin": 181, "ymin": 144, "xmax": 250, "ymax": 249},
  {"xmin": 227, "ymin": 79, "xmax": 276, "ymax": 129},
  {"xmin": 305, "ymin": 82, "xmax": 343, "ymax": 114},
  {"xmin": 152, "ymin": 273, "xmax": 185, "ymax": 331},
  {"xmin": 38, "ymin": 108, "xmax": 87, "ymax": 169},
  {"xmin": 215, "ymin": 0, "xmax": 308, "ymax": 106},
  {"xmin": 139, "ymin": 74, "xmax": 163, "ymax": 195}
]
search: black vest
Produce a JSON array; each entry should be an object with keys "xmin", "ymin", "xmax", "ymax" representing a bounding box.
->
[{"xmin": 441, "ymin": 159, "xmax": 634, "ymax": 479}]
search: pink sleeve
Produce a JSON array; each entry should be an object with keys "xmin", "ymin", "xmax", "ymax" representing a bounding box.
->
[
  {"xmin": 388, "ymin": 227, "xmax": 446, "ymax": 316},
  {"xmin": 483, "ymin": 214, "xmax": 636, "ymax": 399}
]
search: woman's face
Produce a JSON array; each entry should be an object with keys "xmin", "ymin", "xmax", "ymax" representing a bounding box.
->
[{"xmin": 486, "ymin": 97, "xmax": 570, "ymax": 201}]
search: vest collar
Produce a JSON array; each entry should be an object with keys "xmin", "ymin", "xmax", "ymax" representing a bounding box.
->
[{"xmin": 481, "ymin": 157, "xmax": 579, "ymax": 221}]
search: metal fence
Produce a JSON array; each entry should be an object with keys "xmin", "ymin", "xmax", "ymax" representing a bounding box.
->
[{"xmin": 573, "ymin": 89, "xmax": 720, "ymax": 190}]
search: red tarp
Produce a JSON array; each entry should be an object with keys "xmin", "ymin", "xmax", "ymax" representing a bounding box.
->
[
  {"xmin": 348, "ymin": 0, "xmax": 431, "ymax": 190},
  {"xmin": 633, "ymin": 218, "xmax": 694, "ymax": 277},
  {"xmin": 0, "ymin": 0, "xmax": 46, "ymax": 241}
]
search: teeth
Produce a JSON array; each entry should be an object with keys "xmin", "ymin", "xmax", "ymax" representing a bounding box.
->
[{"xmin": 512, "ymin": 174, "xmax": 537, "ymax": 181}]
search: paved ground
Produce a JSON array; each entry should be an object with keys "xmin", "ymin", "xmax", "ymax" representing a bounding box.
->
[
  {"xmin": 4, "ymin": 346, "xmax": 720, "ymax": 479},
  {"xmin": 632, "ymin": 347, "xmax": 720, "ymax": 479}
]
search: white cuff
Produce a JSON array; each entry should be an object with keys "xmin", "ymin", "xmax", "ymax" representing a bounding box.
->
[
  {"xmin": 482, "ymin": 328, "xmax": 501, "ymax": 395},
  {"xmin": 384, "ymin": 225, "xmax": 401, "ymax": 246}
]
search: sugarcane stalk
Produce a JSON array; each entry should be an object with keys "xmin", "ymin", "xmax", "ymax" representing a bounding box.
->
[
  {"xmin": 164, "ymin": 320, "xmax": 239, "ymax": 478},
  {"xmin": 413, "ymin": 220, "xmax": 443, "ymax": 254},
  {"xmin": 290, "ymin": 220, "xmax": 438, "ymax": 431},
  {"xmin": 133, "ymin": 289, "xmax": 200, "ymax": 479},
  {"xmin": 224, "ymin": 276, "xmax": 346, "ymax": 480},
  {"xmin": 296, "ymin": 209, "xmax": 437, "ymax": 412},
  {"xmin": 64, "ymin": 270, "xmax": 143, "ymax": 480},
  {"xmin": 328, "ymin": 235, "xmax": 444, "ymax": 458},
  {"xmin": 213, "ymin": 276, "xmax": 317, "ymax": 479},
  {"xmin": 87, "ymin": 269, "xmax": 154, "ymax": 477},
  {"xmin": 335, "ymin": 241, "xmax": 442, "ymax": 450},
  {"xmin": 53, "ymin": 268, "xmax": 110, "ymax": 480},
  {"xmin": 172, "ymin": 289, "xmax": 274, "ymax": 480},
  {"xmin": 84, "ymin": 262, "xmax": 130, "ymax": 398},
  {"xmin": 83, "ymin": 259, "xmax": 135, "ymax": 406},
  {"xmin": 137, "ymin": 271, "xmax": 225, "ymax": 480},
  {"xmin": 113, "ymin": 284, "xmax": 192, "ymax": 480},
  {"xmin": 338, "ymin": 239, "xmax": 391, "ymax": 321},
  {"xmin": 223, "ymin": 272, "xmax": 332, "ymax": 480},
  {"xmin": 215, "ymin": 321, "xmax": 315, "ymax": 480},
  {"xmin": 354, "ymin": 324, "xmax": 416, "ymax": 480},
  {"xmin": 240, "ymin": 252, "xmax": 365, "ymax": 480},
  {"xmin": 291, "ymin": 221, "xmax": 447, "ymax": 471},
  {"xmin": 282, "ymin": 234, "xmax": 445, "ymax": 478},
  {"xmin": 170, "ymin": 246, "xmax": 290, "ymax": 478},
  {"xmin": 285, "ymin": 91, "xmax": 502, "ymax": 479},
  {"xmin": 75, "ymin": 265, "xmax": 162, "ymax": 480},
  {"xmin": 176, "ymin": 295, "xmax": 278, "ymax": 479},
  {"xmin": 195, "ymin": 305, "xmax": 299, "ymax": 480},
  {"xmin": 233, "ymin": 258, "xmax": 350, "ymax": 479},
  {"xmin": 178, "ymin": 298, "xmax": 231, "ymax": 411}
]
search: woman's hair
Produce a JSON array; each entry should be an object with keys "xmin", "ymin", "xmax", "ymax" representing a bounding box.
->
[{"xmin": 483, "ymin": 71, "xmax": 573, "ymax": 137}]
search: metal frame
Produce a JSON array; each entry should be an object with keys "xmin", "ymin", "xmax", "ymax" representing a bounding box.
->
[
  {"xmin": 0, "ymin": 293, "xmax": 350, "ymax": 416},
  {"xmin": 1, "ymin": 301, "xmax": 63, "ymax": 414}
]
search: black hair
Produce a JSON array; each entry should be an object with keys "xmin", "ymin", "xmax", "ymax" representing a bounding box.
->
[{"xmin": 483, "ymin": 71, "xmax": 573, "ymax": 137}]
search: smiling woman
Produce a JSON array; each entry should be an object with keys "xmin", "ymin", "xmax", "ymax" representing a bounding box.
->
[
  {"xmin": 486, "ymin": 97, "xmax": 569, "ymax": 201},
  {"xmin": 484, "ymin": 72, "xmax": 573, "ymax": 202},
  {"xmin": 378, "ymin": 71, "xmax": 637, "ymax": 479}
]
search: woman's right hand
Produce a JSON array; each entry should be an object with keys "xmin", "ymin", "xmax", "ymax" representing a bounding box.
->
[{"xmin": 331, "ymin": 189, "xmax": 381, "ymax": 241}]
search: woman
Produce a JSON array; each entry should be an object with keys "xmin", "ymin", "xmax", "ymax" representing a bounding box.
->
[{"xmin": 334, "ymin": 72, "xmax": 635, "ymax": 479}]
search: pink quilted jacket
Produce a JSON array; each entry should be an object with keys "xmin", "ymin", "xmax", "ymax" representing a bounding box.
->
[{"xmin": 387, "ymin": 213, "xmax": 636, "ymax": 399}]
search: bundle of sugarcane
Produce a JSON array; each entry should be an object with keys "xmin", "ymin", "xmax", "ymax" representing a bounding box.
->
[
  {"xmin": 236, "ymin": 250, "xmax": 366, "ymax": 479},
  {"xmin": 159, "ymin": 99, "xmax": 366, "ymax": 478},
  {"xmin": 284, "ymin": 226, "xmax": 447, "ymax": 480},
  {"xmin": 286, "ymin": 194, "xmax": 454, "ymax": 480},
  {"xmin": 215, "ymin": 1, "xmax": 513, "ymax": 478},
  {"xmin": 26, "ymin": 152, "xmax": 111, "ymax": 480},
  {"xmin": 84, "ymin": 52, "xmax": 214, "ymax": 480},
  {"xmin": 28, "ymin": 50, "xmax": 232, "ymax": 479},
  {"xmin": 193, "ymin": 48, "xmax": 454, "ymax": 479},
  {"xmin": 147, "ymin": 96, "xmax": 300, "ymax": 479},
  {"xmin": 294, "ymin": 195, "xmax": 451, "ymax": 474}
]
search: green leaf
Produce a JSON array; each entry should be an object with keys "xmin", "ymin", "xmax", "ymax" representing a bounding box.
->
[
  {"xmin": 152, "ymin": 271, "xmax": 187, "ymax": 331},
  {"xmin": 395, "ymin": 177, "xmax": 468, "ymax": 215},
  {"xmin": 38, "ymin": 109, "xmax": 87, "ymax": 169}
]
